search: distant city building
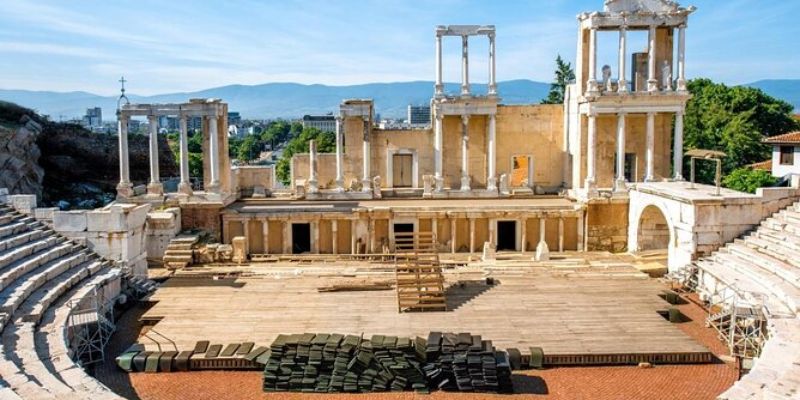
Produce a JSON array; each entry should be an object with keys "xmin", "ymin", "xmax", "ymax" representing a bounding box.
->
[
  {"xmin": 302, "ymin": 114, "xmax": 336, "ymax": 132},
  {"xmin": 407, "ymin": 105, "xmax": 431, "ymax": 126},
  {"xmin": 158, "ymin": 116, "xmax": 179, "ymax": 131},
  {"xmin": 82, "ymin": 107, "xmax": 102, "ymax": 129}
]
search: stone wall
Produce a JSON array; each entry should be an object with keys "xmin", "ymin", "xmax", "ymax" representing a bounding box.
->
[
  {"xmin": 52, "ymin": 203, "xmax": 151, "ymax": 277},
  {"xmin": 586, "ymin": 201, "xmax": 628, "ymax": 252},
  {"xmin": 181, "ymin": 204, "xmax": 223, "ymax": 241},
  {"xmin": 145, "ymin": 207, "xmax": 181, "ymax": 265},
  {"xmin": 234, "ymin": 165, "xmax": 275, "ymax": 196}
]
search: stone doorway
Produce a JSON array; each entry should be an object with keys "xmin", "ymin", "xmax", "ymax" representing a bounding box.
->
[
  {"xmin": 496, "ymin": 221, "xmax": 517, "ymax": 251},
  {"xmin": 291, "ymin": 223, "xmax": 311, "ymax": 254},
  {"xmin": 392, "ymin": 154, "xmax": 413, "ymax": 188},
  {"xmin": 393, "ymin": 223, "xmax": 414, "ymax": 235},
  {"xmin": 636, "ymin": 205, "xmax": 670, "ymax": 251}
]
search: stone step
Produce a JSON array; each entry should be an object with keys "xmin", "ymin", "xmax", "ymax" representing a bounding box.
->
[
  {"xmin": 0, "ymin": 251, "xmax": 89, "ymax": 316},
  {"xmin": 165, "ymin": 249, "xmax": 193, "ymax": 255},
  {"xmin": 695, "ymin": 259, "xmax": 791, "ymax": 316},
  {"xmin": 0, "ymin": 236, "xmax": 63, "ymax": 271},
  {"xmin": 714, "ymin": 251, "xmax": 800, "ymax": 313},
  {"xmin": 0, "ymin": 229, "xmax": 46, "ymax": 253},
  {"xmin": 23, "ymin": 260, "xmax": 108, "ymax": 324},
  {"xmin": 728, "ymin": 241, "xmax": 800, "ymax": 286},
  {"xmin": 0, "ymin": 243, "xmax": 78, "ymax": 292}
]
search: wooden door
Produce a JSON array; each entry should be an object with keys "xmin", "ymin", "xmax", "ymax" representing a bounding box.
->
[{"xmin": 392, "ymin": 154, "xmax": 413, "ymax": 188}]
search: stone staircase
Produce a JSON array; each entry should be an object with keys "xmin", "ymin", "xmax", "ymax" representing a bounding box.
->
[
  {"xmin": 0, "ymin": 202, "xmax": 125, "ymax": 399},
  {"xmin": 162, "ymin": 235, "xmax": 198, "ymax": 270},
  {"xmin": 689, "ymin": 200, "xmax": 800, "ymax": 400}
]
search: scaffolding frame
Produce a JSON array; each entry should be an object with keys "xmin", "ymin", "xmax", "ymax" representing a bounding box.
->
[
  {"xmin": 702, "ymin": 280, "xmax": 768, "ymax": 359},
  {"xmin": 65, "ymin": 285, "xmax": 117, "ymax": 366}
]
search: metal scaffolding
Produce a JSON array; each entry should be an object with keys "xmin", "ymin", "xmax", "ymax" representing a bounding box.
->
[{"xmin": 65, "ymin": 285, "xmax": 116, "ymax": 366}]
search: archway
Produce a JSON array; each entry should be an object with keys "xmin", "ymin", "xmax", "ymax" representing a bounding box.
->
[{"xmin": 636, "ymin": 205, "xmax": 670, "ymax": 252}]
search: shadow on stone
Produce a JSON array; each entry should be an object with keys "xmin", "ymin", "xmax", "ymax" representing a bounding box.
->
[
  {"xmin": 510, "ymin": 374, "xmax": 549, "ymax": 394},
  {"xmin": 444, "ymin": 279, "xmax": 499, "ymax": 311}
]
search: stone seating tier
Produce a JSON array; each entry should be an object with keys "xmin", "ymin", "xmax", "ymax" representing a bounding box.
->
[{"xmin": 0, "ymin": 203, "xmax": 124, "ymax": 399}]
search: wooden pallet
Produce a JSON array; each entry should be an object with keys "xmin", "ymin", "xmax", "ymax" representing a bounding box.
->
[{"xmin": 395, "ymin": 232, "xmax": 446, "ymax": 312}]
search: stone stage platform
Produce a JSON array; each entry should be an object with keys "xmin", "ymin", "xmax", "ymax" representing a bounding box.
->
[{"xmin": 138, "ymin": 255, "xmax": 711, "ymax": 364}]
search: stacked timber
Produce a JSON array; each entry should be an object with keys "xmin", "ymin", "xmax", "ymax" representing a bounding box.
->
[
  {"xmin": 423, "ymin": 332, "xmax": 513, "ymax": 393},
  {"xmin": 262, "ymin": 333, "xmax": 428, "ymax": 393},
  {"xmin": 394, "ymin": 232, "xmax": 446, "ymax": 312}
]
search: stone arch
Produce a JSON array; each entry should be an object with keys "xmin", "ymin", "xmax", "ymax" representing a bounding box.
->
[{"xmin": 636, "ymin": 205, "xmax": 671, "ymax": 251}]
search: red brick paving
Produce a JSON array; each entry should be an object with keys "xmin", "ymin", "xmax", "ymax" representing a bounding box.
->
[{"xmin": 99, "ymin": 290, "xmax": 739, "ymax": 400}]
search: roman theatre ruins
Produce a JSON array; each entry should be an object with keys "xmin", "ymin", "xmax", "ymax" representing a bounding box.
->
[{"xmin": 0, "ymin": 0, "xmax": 799, "ymax": 399}]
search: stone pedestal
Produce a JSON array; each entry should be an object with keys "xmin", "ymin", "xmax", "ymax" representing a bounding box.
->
[
  {"xmin": 434, "ymin": 176, "xmax": 444, "ymax": 192},
  {"xmin": 486, "ymin": 177, "xmax": 497, "ymax": 193},
  {"xmin": 499, "ymin": 174, "xmax": 509, "ymax": 195},
  {"xmin": 178, "ymin": 182, "xmax": 193, "ymax": 196},
  {"xmin": 423, "ymin": 175, "xmax": 433, "ymax": 197},
  {"xmin": 147, "ymin": 182, "xmax": 164, "ymax": 196},
  {"xmin": 482, "ymin": 241, "xmax": 496, "ymax": 262},
  {"xmin": 116, "ymin": 182, "xmax": 134, "ymax": 199},
  {"xmin": 535, "ymin": 240, "xmax": 550, "ymax": 261},
  {"xmin": 460, "ymin": 176, "xmax": 471, "ymax": 192}
]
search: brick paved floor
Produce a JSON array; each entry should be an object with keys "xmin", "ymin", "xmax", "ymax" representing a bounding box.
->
[{"xmin": 95, "ymin": 290, "xmax": 738, "ymax": 400}]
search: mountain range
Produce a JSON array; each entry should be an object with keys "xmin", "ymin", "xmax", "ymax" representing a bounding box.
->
[{"xmin": 0, "ymin": 79, "xmax": 797, "ymax": 121}]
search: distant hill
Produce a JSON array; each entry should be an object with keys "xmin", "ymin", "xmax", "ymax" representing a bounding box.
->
[
  {"xmin": 0, "ymin": 80, "xmax": 550, "ymax": 120},
  {"xmin": 744, "ymin": 80, "xmax": 800, "ymax": 112}
]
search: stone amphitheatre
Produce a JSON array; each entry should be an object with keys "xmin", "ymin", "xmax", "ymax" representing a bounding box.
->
[{"xmin": 1, "ymin": 0, "xmax": 799, "ymax": 399}]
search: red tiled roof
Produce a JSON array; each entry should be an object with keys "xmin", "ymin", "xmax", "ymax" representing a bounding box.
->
[
  {"xmin": 748, "ymin": 159, "xmax": 772, "ymax": 171},
  {"xmin": 763, "ymin": 131, "xmax": 800, "ymax": 144}
]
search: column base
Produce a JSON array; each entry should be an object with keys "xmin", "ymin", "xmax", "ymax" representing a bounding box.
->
[
  {"xmin": 334, "ymin": 179, "xmax": 345, "ymax": 193},
  {"xmin": 460, "ymin": 176, "xmax": 471, "ymax": 192},
  {"xmin": 583, "ymin": 178, "xmax": 598, "ymax": 198},
  {"xmin": 647, "ymin": 79, "xmax": 659, "ymax": 92},
  {"xmin": 460, "ymin": 86, "xmax": 471, "ymax": 97},
  {"xmin": 434, "ymin": 176, "xmax": 444, "ymax": 192},
  {"xmin": 307, "ymin": 179, "xmax": 319, "ymax": 194},
  {"xmin": 644, "ymin": 175, "xmax": 656, "ymax": 183},
  {"xmin": 586, "ymin": 80, "xmax": 600, "ymax": 96},
  {"xmin": 488, "ymin": 85, "xmax": 497, "ymax": 97},
  {"xmin": 361, "ymin": 179, "xmax": 372, "ymax": 192},
  {"xmin": 116, "ymin": 182, "xmax": 134, "ymax": 199},
  {"xmin": 486, "ymin": 177, "xmax": 498, "ymax": 193},
  {"xmin": 613, "ymin": 178, "xmax": 627, "ymax": 193},
  {"xmin": 673, "ymin": 174, "xmax": 684, "ymax": 182},
  {"xmin": 617, "ymin": 80, "xmax": 628, "ymax": 93},
  {"xmin": 677, "ymin": 79, "xmax": 688, "ymax": 93},
  {"xmin": 206, "ymin": 181, "xmax": 221, "ymax": 194},
  {"xmin": 178, "ymin": 182, "xmax": 193, "ymax": 196},
  {"xmin": 146, "ymin": 182, "xmax": 163, "ymax": 196},
  {"xmin": 434, "ymin": 84, "xmax": 444, "ymax": 98}
]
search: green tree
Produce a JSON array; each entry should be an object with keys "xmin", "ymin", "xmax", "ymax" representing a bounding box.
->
[
  {"xmin": 276, "ymin": 127, "xmax": 335, "ymax": 185},
  {"xmin": 684, "ymin": 78, "xmax": 799, "ymax": 183},
  {"xmin": 541, "ymin": 55, "xmax": 575, "ymax": 104},
  {"xmin": 237, "ymin": 134, "xmax": 263, "ymax": 163},
  {"xmin": 188, "ymin": 153, "xmax": 204, "ymax": 180},
  {"xmin": 722, "ymin": 167, "xmax": 777, "ymax": 193}
]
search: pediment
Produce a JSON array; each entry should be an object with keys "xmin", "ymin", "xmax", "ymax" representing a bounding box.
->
[{"xmin": 603, "ymin": 0, "xmax": 680, "ymax": 13}]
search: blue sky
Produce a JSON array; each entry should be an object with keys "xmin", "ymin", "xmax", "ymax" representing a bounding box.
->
[{"xmin": 0, "ymin": 0, "xmax": 797, "ymax": 96}]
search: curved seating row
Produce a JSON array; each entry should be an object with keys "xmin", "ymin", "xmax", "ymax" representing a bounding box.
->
[
  {"xmin": 0, "ymin": 203, "xmax": 125, "ymax": 399},
  {"xmin": 692, "ymin": 201, "xmax": 800, "ymax": 399}
]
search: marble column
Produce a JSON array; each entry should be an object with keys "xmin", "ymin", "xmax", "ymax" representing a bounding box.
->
[
  {"xmin": 488, "ymin": 32, "xmax": 497, "ymax": 96},
  {"xmin": 677, "ymin": 25, "xmax": 687, "ymax": 92},
  {"xmin": 434, "ymin": 112, "xmax": 443, "ymax": 191},
  {"xmin": 146, "ymin": 115, "xmax": 163, "ymax": 195},
  {"xmin": 586, "ymin": 27, "xmax": 600, "ymax": 95},
  {"xmin": 178, "ymin": 116, "xmax": 192, "ymax": 195},
  {"xmin": 334, "ymin": 116, "xmax": 344, "ymax": 191},
  {"xmin": 450, "ymin": 218, "xmax": 457, "ymax": 253},
  {"xmin": 645, "ymin": 112, "xmax": 656, "ymax": 181},
  {"xmin": 577, "ymin": 212, "xmax": 585, "ymax": 252},
  {"xmin": 520, "ymin": 218, "xmax": 527, "ymax": 252},
  {"xmin": 614, "ymin": 112, "xmax": 627, "ymax": 192},
  {"xmin": 243, "ymin": 218, "xmax": 251, "ymax": 256},
  {"xmin": 617, "ymin": 26, "xmax": 628, "ymax": 93},
  {"xmin": 435, "ymin": 33, "xmax": 444, "ymax": 97},
  {"xmin": 311, "ymin": 220, "xmax": 319, "ymax": 254},
  {"xmin": 207, "ymin": 115, "xmax": 221, "ymax": 192},
  {"xmin": 308, "ymin": 139, "xmax": 319, "ymax": 193},
  {"xmin": 535, "ymin": 217, "xmax": 550, "ymax": 261},
  {"xmin": 469, "ymin": 218, "xmax": 475, "ymax": 253},
  {"xmin": 584, "ymin": 112, "xmax": 597, "ymax": 191},
  {"xmin": 282, "ymin": 220, "xmax": 290, "ymax": 254},
  {"xmin": 332, "ymin": 220, "xmax": 339, "ymax": 255},
  {"xmin": 461, "ymin": 35, "xmax": 470, "ymax": 96},
  {"xmin": 368, "ymin": 217, "xmax": 375, "ymax": 253},
  {"xmin": 558, "ymin": 217, "xmax": 564, "ymax": 252},
  {"xmin": 268, "ymin": 218, "xmax": 269, "ymax": 254},
  {"xmin": 361, "ymin": 117, "xmax": 371, "ymax": 192},
  {"xmin": 487, "ymin": 114, "xmax": 497, "ymax": 191},
  {"xmin": 116, "ymin": 114, "xmax": 133, "ymax": 198},
  {"xmin": 431, "ymin": 218, "xmax": 438, "ymax": 245},
  {"xmin": 460, "ymin": 114, "xmax": 471, "ymax": 191},
  {"xmin": 351, "ymin": 222, "xmax": 358, "ymax": 254},
  {"xmin": 673, "ymin": 111, "xmax": 685, "ymax": 181},
  {"xmin": 647, "ymin": 25, "xmax": 658, "ymax": 92}
]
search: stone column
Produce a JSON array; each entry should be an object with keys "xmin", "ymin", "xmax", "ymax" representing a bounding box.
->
[
  {"xmin": 617, "ymin": 26, "xmax": 628, "ymax": 93},
  {"xmin": 520, "ymin": 218, "xmax": 527, "ymax": 252},
  {"xmin": 146, "ymin": 115, "xmax": 163, "ymax": 195},
  {"xmin": 243, "ymin": 218, "xmax": 251, "ymax": 256},
  {"xmin": 673, "ymin": 111, "xmax": 685, "ymax": 181},
  {"xmin": 116, "ymin": 114, "xmax": 133, "ymax": 198},
  {"xmin": 586, "ymin": 27, "xmax": 600, "ymax": 95},
  {"xmin": 308, "ymin": 140, "xmax": 319, "ymax": 193},
  {"xmin": 488, "ymin": 32, "xmax": 497, "ymax": 96},
  {"xmin": 332, "ymin": 220, "xmax": 339, "ymax": 255},
  {"xmin": 368, "ymin": 217, "xmax": 375, "ymax": 253},
  {"xmin": 469, "ymin": 218, "xmax": 475, "ymax": 253},
  {"xmin": 614, "ymin": 112, "xmax": 627, "ymax": 192},
  {"xmin": 488, "ymin": 219, "xmax": 496, "ymax": 247},
  {"xmin": 282, "ymin": 220, "xmax": 291, "ymax": 254},
  {"xmin": 677, "ymin": 25, "xmax": 687, "ymax": 92},
  {"xmin": 558, "ymin": 217, "xmax": 564, "ymax": 252},
  {"xmin": 207, "ymin": 115, "xmax": 221, "ymax": 192},
  {"xmin": 431, "ymin": 218, "xmax": 438, "ymax": 245},
  {"xmin": 351, "ymin": 221, "xmax": 358, "ymax": 254},
  {"xmin": 450, "ymin": 218, "xmax": 457, "ymax": 253},
  {"xmin": 435, "ymin": 32, "xmax": 444, "ymax": 97},
  {"xmin": 645, "ymin": 112, "xmax": 656, "ymax": 182},
  {"xmin": 584, "ymin": 112, "xmax": 597, "ymax": 191},
  {"xmin": 434, "ymin": 112, "xmax": 444, "ymax": 191},
  {"xmin": 178, "ymin": 116, "xmax": 192, "ymax": 195},
  {"xmin": 361, "ymin": 117, "xmax": 371, "ymax": 192},
  {"xmin": 460, "ymin": 114, "xmax": 471, "ymax": 191},
  {"xmin": 311, "ymin": 219, "xmax": 319, "ymax": 254},
  {"xmin": 647, "ymin": 25, "xmax": 658, "ymax": 92},
  {"xmin": 334, "ymin": 116, "xmax": 344, "ymax": 191},
  {"xmin": 487, "ymin": 114, "xmax": 497, "ymax": 191},
  {"xmin": 577, "ymin": 212, "xmax": 584, "ymax": 252},
  {"xmin": 222, "ymin": 219, "xmax": 231, "ymax": 244},
  {"xmin": 535, "ymin": 217, "xmax": 549, "ymax": 261},
  {"xmin": 461, "ymin": 35, "xmax": 470, "ymax": 96},
  {"xmin": 262, "ymin": 220, "xmax": 270, "ymax": 254}
]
